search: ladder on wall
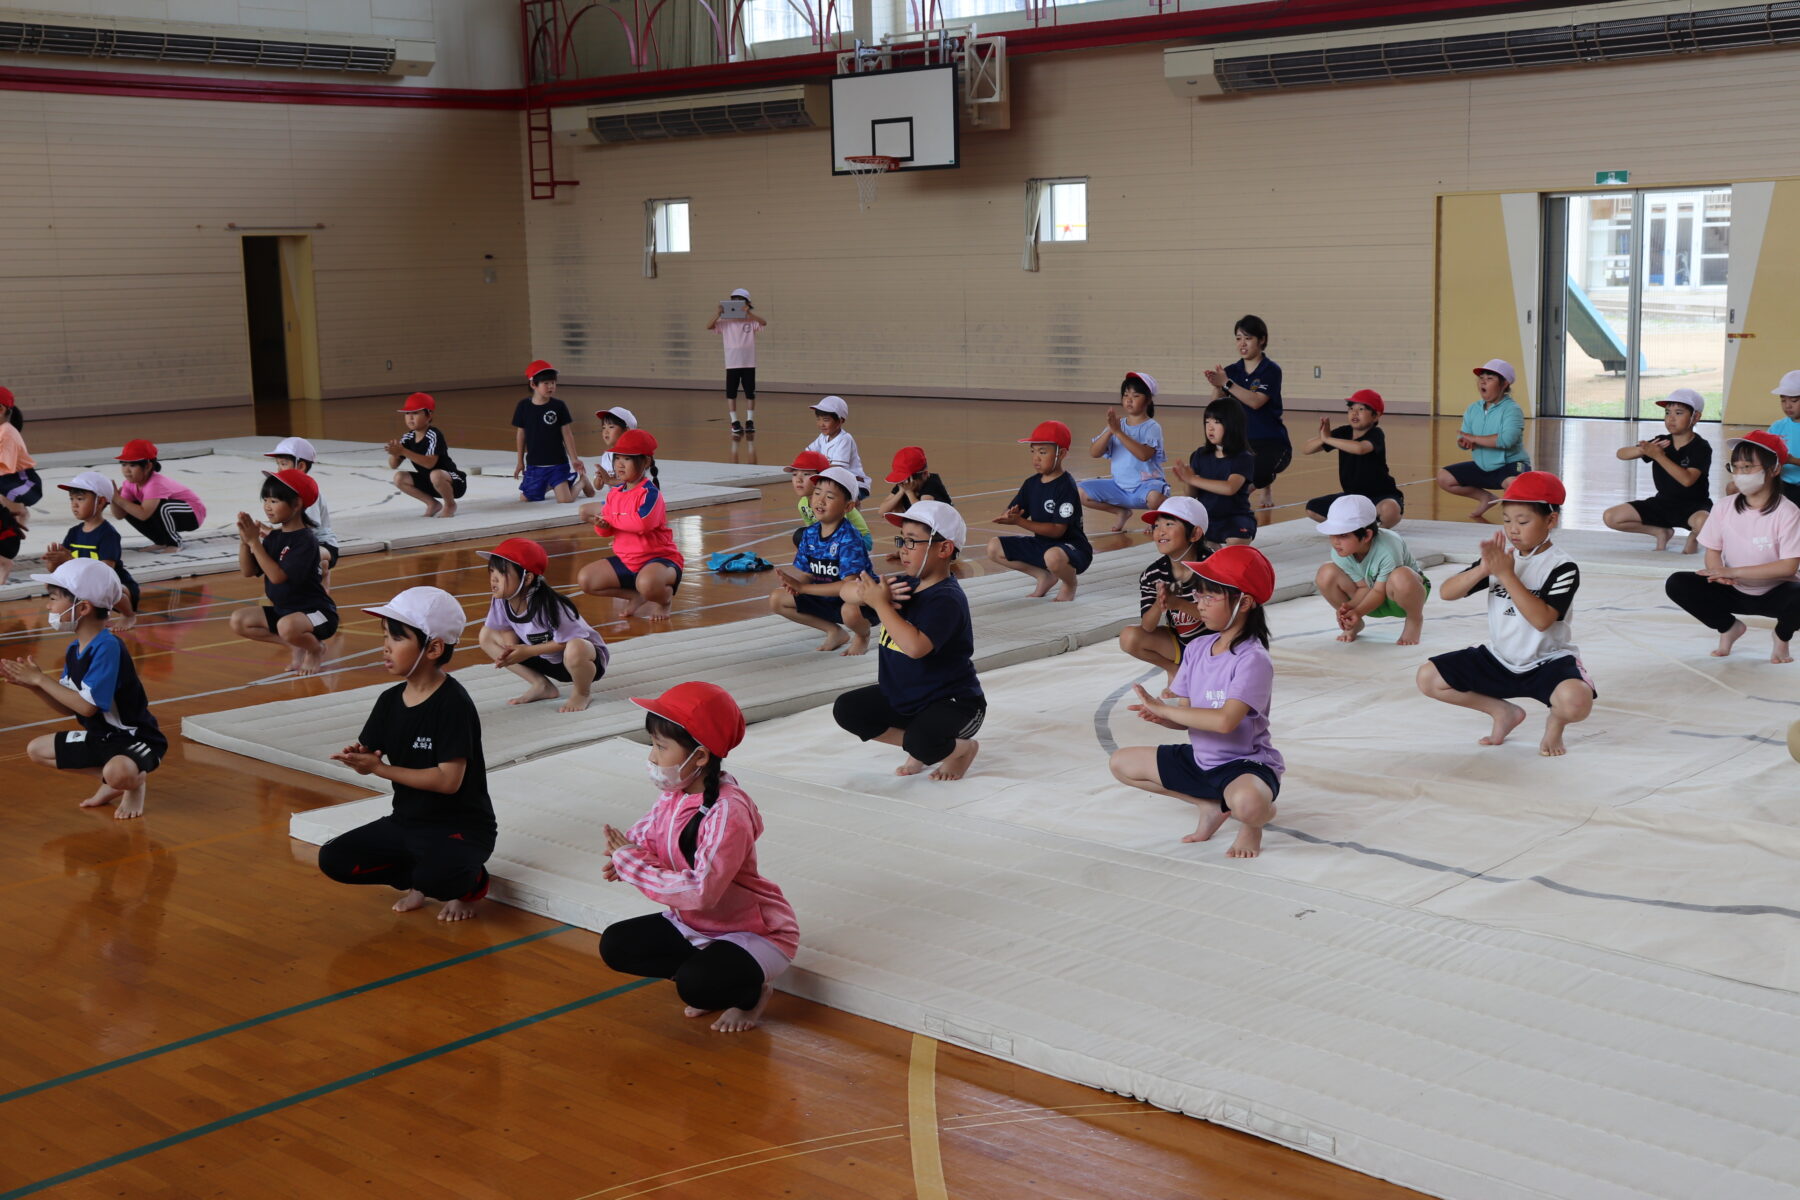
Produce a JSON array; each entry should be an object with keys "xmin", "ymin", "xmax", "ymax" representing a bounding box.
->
[{"xmin": 526, "ymin": 106, "xmax": 578, "ymax": 200}]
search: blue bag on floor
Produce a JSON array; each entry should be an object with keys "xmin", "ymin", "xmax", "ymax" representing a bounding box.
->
[{"xmin": 707, "ymin": 550, "xmax": 773, "ymax": 573}]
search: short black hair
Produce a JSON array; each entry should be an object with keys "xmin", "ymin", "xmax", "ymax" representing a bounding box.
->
[
  {"xmin": 1354, "ymin": 521, "xmax": 1380, "ymax": 541},
  {"xmin": 122, "ymin": 458, "xmax": 162, "ymax": 473},
  {"xmin": 598, "ymin": 413, "xmax": 631, "ymax": 431},
  {"xmin": 1120, "ymin": 374, "xmax": 1156, "ymax": 417},
  {"xmin": 259, "ymin": 475, "xmax": 318, "ymax": 527},
  {"xmin": 1149, "ymin": 512, "xmax": 1199, "ymax": 544},
  {"xmin": 531, "ymin": 370, "xmax": 558, "ymax": 384},
  {"xmin": 383, "ymin": 616, "xmax": 454, "ymax": 665},
  {"xmin": 1201, "ymin": 398, "xmax": 1249, "ymax": 457},
  {"xmin": 1234, "ymin": 314, "xmax": 1269, "ymax": 345},
  {"xmin": 47, "ymin": 583, "xmax": 109, "ymax": 618},
  {"xmin": 1501, "ymin": 500, "xmax": 1558, "ymax": 518}
]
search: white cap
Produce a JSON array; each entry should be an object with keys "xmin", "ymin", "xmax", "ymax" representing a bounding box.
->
[
  {"xmin": 812, "ymin": 466, "xmax": 861, "ymax": 500},
  {"xmin": 265, "ymin": 436, "xmax": 318, "ymax": 462},
  {"xmin": 1473, "ymin": 359, "xmax": 1516, "ymax": 385},
  {"xmin": 730, "ymin": 288, "xmax": 751, "ymax": 301},
  {"xmin": 1125, "ymin": 370, "xmax": 1159, "ymax": 397},
  {"xmin": 888, "ymin": 499, "xmax": 966, "ymax": 548},
  {"xmin": 57, "ymin": 471, "xmax": 114, "ymax": 502},
  {"xmin": 1317, "ymin": 494, "xmax": 1380, "ymax": 535},
  {"xmin": 364, "ymin": 586, "xmax": 466, "ymax": 645},
  {"xmin": 1141, "ymin": 496, "xmax": 1209, "ymax": 535},
  {"xmin": 600, "ymin": 406, "xmax": 637, "ymax": 430},
  {"xmin": 1772, "ymin": 370, "xmax": 1800, "ymax": 397},
  {"xmin": 811, "ymin": 396, "xmax": 849, "ymax": 420},
  {"xmin": 31, "ymin": 559, "xmax": 124, "ymax": 610},
  {"xmin": 1655, "ymin": 388, "xmax": 1705, "ymax": 417}
]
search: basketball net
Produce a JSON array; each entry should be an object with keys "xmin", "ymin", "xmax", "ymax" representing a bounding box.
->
[{"xmin": 844, "ymin": 155, "xmax": 898, "ymax": 211}]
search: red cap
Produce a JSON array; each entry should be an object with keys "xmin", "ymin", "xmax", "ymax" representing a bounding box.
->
[
  {"xmin": 525, "ymin": 359, "xmax": 557, "ymax": 381},
  {"xmin": 1502, "ymin": 470, "xmax": 1567, "ymax": 507},
  {"xmin": 785, "ymin": 450, "xmax": 830, "ymax": 474},
  {"xmin": 0, "ymin": 387, "xmax": 13, "ymax": 408},
  {"xmin": 1346, "ymin": 389, "xmax": 1385, "ymax": 416},
  {"xmin": 398, "ymin": 392, "xmax": 435, "ymax": 413},
  {"xmin": 886, "ymin": 446, "xmax": 928, "ymax": 482},
  {"xmin": 486, "ymin": 536, "xmax": 548, "ymax": 577},
  {"xmin": 1182, "ymin": 545, "xmax": 1275, "ymax": 606},
  {"xmin": 1018, "ymin": 420, "xmax": 1072, "ymax": 450},
  {"xmin": 117, "ymin": 438, "xmax": 158, "ymax": 462},
  {"xmin": 1727, "ymin": 430, "xmax": 1788, "ymax": 463},
  {"xmin": 613, "ymin": 429, "xmax": 658, "ymax": 457},
  {"xmin": 631, "ymin": 681, "xmax": 746, "ymax": 760},
  {"xmin": 262, "ymin": 468, "xmax": 319, "ymax": 510}
]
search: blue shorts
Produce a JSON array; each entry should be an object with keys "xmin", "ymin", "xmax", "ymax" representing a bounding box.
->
[
  {"xmin": 998, "ymin": 534, "xmax": 1093, "ymax": 574},
  {"xmin": 1429, "ymin": 645, "xmax": 1596, "ymax": 706},
  {"xmin": 1079, "ymin": 478, "xmax": 1165, "ymax": 508},
  {"xmin": 607, "ymin": 555, "xmax": 684, "ymax": 594},
  {"xmin": 1444, "ymin": 460, "xmax": 1527, "ymax": 491},
  {"xmin": 521, "ymin": 464, "xmax": 577, "ymax": 501},
  {"xmin": 1154, "ymin": 745, "xmax": 1282, "ymax": 811}
]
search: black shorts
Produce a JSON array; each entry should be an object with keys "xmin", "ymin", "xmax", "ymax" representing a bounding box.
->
[
  {"xmin": 54, "ymin": 728, "xmax": 164, "ymax": 773},
  {"xmin": 794, "ymin": 590, "xmax": 878, "ymax": 626},
  {"xmin": 519, "ymin": 654, "xmax": 573, "ymax": 683},
  {"xmin": 997, "ymin": 535, "xmax": 1093, "ymax": 574},
  {"xmin": 264, "ymin": 605, "xmax": 341, "ymax": 641},
  {"xmin": 1248, "ymin": 439, "xmax": 1292, "ymax": 491},
  {"xmin": 1783, "ymin": 481, "xmax": 1800, "ymax": 509},
  {"xmin": 1444, "ymin": 460, "xmax": 1527, "ymax": 491},
  {"xmin": 608, "ymin": 555, "xmax": 684, "ymax": 594},
  {"xmin": 1429, "ymin": 645, "xmax": 1596, "ymax": 707},
  {"xmin": 1155, "ymin": 745, "xmax": 1281, "ymax": 810},
  {"xmin": 1205, "ymin": 513, "xmax": 1259, "ymax": 543},
  {"xmin": 0, "ymin": 468, "xmax": 43, "ymax": 508},
  {"xmin": 1305, "ymin": 491, "xmax": 1405, "ymax": 520},
  {"xmin": 410, "ymin": 468, "xmax": 468, "ymax": 499},
  {"xmin": 1628, "ymin": 495, "xmax": 1710, "ymax": 529}
]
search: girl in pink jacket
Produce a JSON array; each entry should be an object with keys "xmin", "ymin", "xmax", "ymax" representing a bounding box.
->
[
  {"xmin": 577, "ymin": 429, "xmax": 684, "ymax": 620},
  {"xmin": 600, "ymin": 681, "xmax": 799, "ymax": 1033}
]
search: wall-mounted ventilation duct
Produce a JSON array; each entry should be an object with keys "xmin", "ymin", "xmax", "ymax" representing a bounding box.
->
[
  {"xmin": 0, "ymin": 7, "xmax": 435, "ymax": 75},
  {"xmin": 1165, "ymin": 0, "xmax": 1800, "ymax": 95},
  {"xmin": 550, "ymin": 85, "xmax": 830, "ymax": 144}
]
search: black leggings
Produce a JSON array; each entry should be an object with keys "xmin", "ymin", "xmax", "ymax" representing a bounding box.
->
[
  {"xmin": 1665, "ymin": 573, "xmax": 1800, "ymax": 642},
  {"xmin": 123, "ymin": 499, "xmax": 201, "ymax": 547},
  {"xmin": 833, "ymin": 684, "xmax": 986, "ymax": 766},
  {"xmin": 599, "ymin": 912, "xmax": 765, "ymax": 1012},
  {"xmin": 725, "ymin": 367, "xmax": 757, "ymax": 400},
  {"xmin": 316, "ymin": 815, "xmax": 493, "ymax": 902}
]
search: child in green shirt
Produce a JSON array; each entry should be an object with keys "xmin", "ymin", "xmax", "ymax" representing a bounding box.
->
[{"xmin": 1313, "ymin": 495, "xmax": 1429, "ymax": 645}]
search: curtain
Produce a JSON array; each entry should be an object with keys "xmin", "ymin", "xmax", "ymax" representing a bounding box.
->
[
  {"xmin": 1022, "ymin": 178, "xmax": 1046, "ymax": 272},
  {"xmin": 643, "ymin": 199, "xmax": 658, "ymax": 279}
]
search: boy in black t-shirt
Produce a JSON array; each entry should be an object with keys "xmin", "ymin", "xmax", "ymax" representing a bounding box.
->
[
  {"xmin": 42, "ymin": 471, "xmax": 140, "ymax": 628},
  {"xmin": 512, "ymin": 360, "xmax": 587, "ymax": 503},
  {"xmin": 388, "ymin": 392, "xmax": 467, "ymax": 518},
  {"xmin": 227, "ymin": 469, "xmax": 338, "ymax": 677},
  {"xmin": 877, "ymin": 446, "xmax": 953, "ymax": 560},
  {"xmin": 322, "ymin": 586, "xmax": 495, "ymax": 922},
  {"xmin": 1302, "ymin": 389, "xmax": 1403, "ymax": 530},
  {"xmin": 985, "ymin": 420, "xmax": 1092, "ymax": 601},
  {"xmin": 4, "ymin": 560, "xmax": 164, "ymax": 819},
  {"xmin": 1604, "ymin": 388, "xmax": 1713, "ymax": 553},
  {"xmin": 836, "ymin": 502, "xmax": 985, "ymax": 781}
]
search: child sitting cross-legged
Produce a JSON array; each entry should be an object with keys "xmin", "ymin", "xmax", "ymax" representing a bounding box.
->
[
  {"xmin": 1312, "ymin": 495, "xmax": 1430, "ymax": 645},
  {"xmin": 772, "ymin": 467, "xmax": 875, "ymax": 655}
]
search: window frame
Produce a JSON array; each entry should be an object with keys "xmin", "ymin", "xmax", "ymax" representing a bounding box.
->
[
  {"xmin": 650, "ymin": 198, "xmax": 691, "ymax": 255},
  {"xmin": 1037, "ymin": 177, "xmax": 1088, "ymax": 244}
]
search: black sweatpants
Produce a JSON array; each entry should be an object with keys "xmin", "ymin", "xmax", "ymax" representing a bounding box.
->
[
  {"xmin": 316, "ymin": 815, "xmax": 493, "ymax": 902},
  {"xmin": 832, "ymin": 684, "xmax": 986, "ymax": 766},
  {"xmin": 725, "ymin": 367, "xmax": 757, "ymax": 400},
  {"xmin": 123, "ymin": 499, "xmax": 201, "ymax": 548},
  {"xmin": 599, "ymin": 912, "xmax": 765, "ymax": 1012},
  {"xmin": 1665, "ymin": 573, "xmax": 1800, "ymax": 642}
]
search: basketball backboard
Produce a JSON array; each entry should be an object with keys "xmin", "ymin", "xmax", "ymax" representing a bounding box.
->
[{"xmin": 829, "ymin": 64, "xmax": 960, "ymax": 173}]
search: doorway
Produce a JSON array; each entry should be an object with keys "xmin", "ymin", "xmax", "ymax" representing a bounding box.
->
[
  {"xmin": 1538, "ymin": 188, "xmax": 1731, "ymax": 419},
  {"xmin": 241, "ymin": 235, "xmax": 322, "ymax": 437}
]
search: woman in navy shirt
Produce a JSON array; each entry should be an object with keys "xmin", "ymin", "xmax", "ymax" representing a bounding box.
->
[{"xmin": 1204, "ymin": 314, "xmax": 1290, "ymax": 519}]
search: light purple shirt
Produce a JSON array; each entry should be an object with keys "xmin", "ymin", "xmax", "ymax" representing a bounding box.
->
[
  {"xmin": 1168, "ymin": 632, "xmax": 1284, "ymax": 774},
  {"xmin": 483, "ymin": 597, "xmax": 610, "ymax": 668}
]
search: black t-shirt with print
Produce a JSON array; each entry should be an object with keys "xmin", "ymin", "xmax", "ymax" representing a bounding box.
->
[{"xmin": 358, "ymin": 676, "xmax": 495, "ymax": 834}]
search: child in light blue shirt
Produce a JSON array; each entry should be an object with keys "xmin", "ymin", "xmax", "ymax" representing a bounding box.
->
[
  {"xmin": 1767, "ymin": 369, "xmax": 1800, "ymax": 504},
  {"xmin": 1079, "ymin": 371, "xmax": 1168, "ymax": 533}
]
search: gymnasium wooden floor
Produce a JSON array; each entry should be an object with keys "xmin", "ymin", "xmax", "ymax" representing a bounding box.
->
[{"xmin": 0, "ymin": 386, "xmax": 1720, "ymax": 1199}]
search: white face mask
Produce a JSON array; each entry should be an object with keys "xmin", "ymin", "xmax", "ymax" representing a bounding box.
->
[
  {"xmin": 47, "ymin": 603, "xmax": 78, "ymax": 632},
  {"xmin": 1735, "ymin": 471, "xmax": 1766, "ymax": 495},
  {"xmin": 645, "ymin": 745, "xmax": 701, "ymax": 791}
]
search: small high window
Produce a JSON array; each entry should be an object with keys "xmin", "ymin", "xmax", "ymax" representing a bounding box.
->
[
  {"xmin": 651, "ymin": 199, "xmax": 690, "ymax": 253},
  {"xmin": 1038, "ymin": 179, "xmax": 1087, "ymax": 242}
]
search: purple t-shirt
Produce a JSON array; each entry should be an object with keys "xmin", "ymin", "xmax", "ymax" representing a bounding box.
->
[
  {"xmin": 120, "ymin": 472, "xmax": 207, "ymax": 526},
  {"xmin": 1168, "ymin": 632, "xmax": 1283, "ymax": 774},
  {"xmin": 483, "ymin": 597, "xmax": 610, "ymax": 669}
]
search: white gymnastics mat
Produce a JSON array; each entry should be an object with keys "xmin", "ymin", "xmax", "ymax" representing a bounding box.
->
[{"xmin": 290, "ymin": 738, "xmax": 1800, "ymax": 1200}]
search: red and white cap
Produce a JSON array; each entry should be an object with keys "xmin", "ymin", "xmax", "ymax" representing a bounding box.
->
[
  {"xmin": 398, "ymin": 392, "xmax": 435, "ymax": 413},
  {"xmin": 887, "ymin": 499, "xmax": 966, "ymax": 548},
  {"xmin": 365, "ymin": 586, "xmax": 466, "ymax": 644},
  {"xmin": 57, "ymin": 471, "xmax": 115, "ymax": 502},
  {"xmin": 785, "ymin": 450, "xmax": 831, "ymax": 475},
  {"xmin": 1654, "ymin": 388, "xmax": 1705, "ymax": 417},
  {"xmin": 632, "ymin": 681, "xmax": 746, "ymax": 759},
  {"xmin": 1502, "ymin": 470, "xmax": 1566, "ymax": 506},
  {"xmin": 1727, "ymin": 430, "xmax": 1787, "ymax": 461},
  {"xmin": 1771, "ymin": 370, "xmax": 1800, "ymax": 397},
  {"xmin": 486, "ymin": 536, "xmax": 548, "ymax": 578},
  {"xmin": 1346, "ymin": 388, "xmax": 1385, "ymax": 415},
  {"xmin": 525, "ymin": 359, "xmax": 557, "ymax": 381},
  {"xmin": 0, "ymin": 386, "xmax": 14, "ymax": 408},
  {"xmin": 1124, "ymin": 371, "xmax": 1159, "ymax": 397},
  {"xmin": 1472, "ymin": 359, "xmax": 1516, "ymax": 385},
  {"xmin": 31, "ymin": 559, "xmax": 124, "ymax": 610},
  {"xmin": 1140, "ymin": 496, "xmax": 1209, "ymax": 536},
  {"xmin": 594, "ymin": 405, "xmax": 637, "ymax": 429},
  {"xmin": 886, "ymin": 446, "xmax": 928, "ymax": 482},
  {"xmin": 812, "ymin": 466, "xmax": 861, "ymax": 500},
  {"xmin": 1182, "ymin": 545, "xmax": 1275, "ymax": 606},
  {"xmin": 1316, "ymin": 494, "xmax": 1378, "ymax": 535},
  {"xmin": 811, "ymin": 396, "xmax": 850, "ymax": 420},
  {"xmin": 1018, "ymin": 420, "xmax": 1073, "ymax": 450},
  {"xmin": 613, "ymin": 430, "xmax": 658, "ymax": 457},
  {"xmin": 265, "ymin": 436, "xmax": 318, "ymax": 462},
  {"xmin": 262, "ymin": 468, "xmax": 319, "ymax": 510},
  {"xmin": 116, "ymin": 439, "xmax": 158, "ymax": 462}
]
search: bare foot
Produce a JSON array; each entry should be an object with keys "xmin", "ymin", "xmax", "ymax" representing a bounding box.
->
[
  {"xmin": 895, "ymin": 756, "xmax": 927, "ymax": 777},
  {"xmin": 1336, "ymin": 617, "xmax": 1364, "ymax": 643},
  {"xmin": 421, "ymin": 499, "xmax": 441, "ymax": 518},
  {"xmin": 1398, "ymin": 618, "xmax": 1422, "ymax": 646},
  {"xmin": 393, "ymin": 889, "xmax": 428, "ymax": 913},
  {"xmin": 1774, "ymin": 638, "xmax": 1794, "ymax": 665},
  {"xmin": 635, "ymin": 602, "xmax": 670, "ymax": 620},
  {"xmin": 1181, "ymin": 806, "xmax": 1232, "ymax": 844},
  {"xmin": 839, "ymin": 632, "xmax": 869, "ymax": 656},
  {"xmin": 1053, "ymin": 582, "xmax": 1077, "ymax": 602},
  {"xmin": 1651, "ymin": 527, "xmax": 1672, "ymax": 552},
  {"xmin": 712, "ymin": 984, "xmax": 772, "ymax": 1033},
  {"xmin": 112, "ymin": 612, "xmax": 137, "ymax": 631},
  {"xmin": 439, "ymin": 501, "xmax": 457, "ymax": 519},
  {"xmin": 1539, "ymin": 721, "xmax": 1569, "ymax": 757},
  {"xmin": 113, "ymin": 784, "xmax": 145, "ymax": 820},
  {"xmin": 1027, "ymin": 577, "xmax": 1055, "ymax": 599},
  {"xmin": 295, "ymin": 646, "xmax": 324, "ymax": 676},
  {"xmin": 816, "ymin": 627, "xmax": 850, "ymax": 653},
  {"xmin": 1470, "ymin": 496, "xmax": 1499, "ymax": 521},
  {"xmin": 508, "ymin": 678, "xmax": 560, "ymax": 706},
  {"xmin": 78, "ymin": 784, "xmax": 122, "ymax": 809},
  {"xmin": 437, "ymin": 898, "xmax": 479, "ymax": 922},
  {"xmin": 683, "ymin": 1005, "xmax": 713, "ymax": 1018},
  {"xmin": 1227, "ymin": 826, "xmax": 1264, "ymax": 858},
  {"xmin": 1480, "ymin": 702, "xmax": 1527, "ymax": 746},
  {"xmin": 931, "ymin": 739, "xmax": 979, "ymax": 781},
  {"xmin": 150, "ymin": 544, "xmax": 181, "ymax": 554},
  {"xmin": 1712, "ymin": 621, "xmax": 1747, "ymax": 658},
  {"xmin": 558, "ymin": 691, "xmax": 592, "ymax": 713},
  {"xmin": 1681, "ymin": 536, "xmax": 1699, "ymax": 555},
  {"xmin": 1109, "ymin": 515, "xmax": 1128, "ymax": 533}
]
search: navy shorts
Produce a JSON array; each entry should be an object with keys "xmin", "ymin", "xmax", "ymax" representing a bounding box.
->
[
  {"xmin": 1306, "ymin": 491, "xmax": 1405, "ymax": 519},
  {"xmin": 1248, "ymin": 439, "xmax": 1292, "ymax": 491},
  {"xmin": 521, "ymin": 464, "xmax": 577, "ymax": 502},
  {"xmin": 1205, "ymin": 513, "xmax": 1259, "ymax": 543},
  {"xmin": 608, "ymin": 555, "xmax": 684, "ymax": 594},
  {"xmin": 1155, "ymin": 745, "xmax": 1281, "ymax": 811},
  {"xmin": 1628, "ymin": 495, "xmax": 1710, "ymax": 529},
  {"xmin": 1444, "ymin": 460, "xmax": 1527, "ymax": 491},
  {"xmin": 794, "ymin": 590, "xmax": 878, "ymax": 626},
  {"xmin": 264, "ymin": 605, "xmax": 341, "ymax": 641},
  {"xmin": 54, "ymin": 729, "xmax": 164, "ymax": 774},
  {"xmin": 998, "ymin": 535, "xmax": 1093, "ymax": 574},
  {"xmin": 1429, "ymin": 645, "xmax": 1596, "ymax": 706}
]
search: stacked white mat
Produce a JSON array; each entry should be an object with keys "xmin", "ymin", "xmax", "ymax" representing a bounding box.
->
[{"xmin": 290, "ymin": 737, "xmax": 1800, "ymax": 1200}]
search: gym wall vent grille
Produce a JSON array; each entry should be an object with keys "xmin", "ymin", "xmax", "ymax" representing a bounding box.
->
[
  {"xmin": 588, "ymin": 96, "xmax": 819, "ymax": 142},
  {"xmin": 0, "ymin": 14, "xmax": 405, "ymax": 73}
]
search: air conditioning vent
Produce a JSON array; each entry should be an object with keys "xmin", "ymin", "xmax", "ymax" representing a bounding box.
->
[
  {"xmin": 553, "ymin": 86, "xmax": 830, "ymax": 145},
  {"xmin": 0, "ymin": 7, "xmax": 434, "ymax": 75}
]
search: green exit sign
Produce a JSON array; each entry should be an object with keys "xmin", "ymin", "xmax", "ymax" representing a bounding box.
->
[{"xmin": 1596, "ymin": 169, "xmax": 1630, "ymax": 185}]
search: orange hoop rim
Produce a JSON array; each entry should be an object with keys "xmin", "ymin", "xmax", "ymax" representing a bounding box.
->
[{"xmin": 844, "ymin": 155, "xmax": 900, "ymax": 172}]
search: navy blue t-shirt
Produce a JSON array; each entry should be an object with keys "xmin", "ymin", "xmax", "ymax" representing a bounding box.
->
[
  {"xmin": 877, "ymin": 575, "xmax": 982, "ymax": 716},
  {"xmin": 1188, "ymin": 448, "xmax": 1256, "ymax": 523},
  {"xmin": 1008, "ymin": 472, "xmax": 1089, "ymax": 556},
  {"xmin": 1227, "ymin": 358, "xmax": 1287, "ymax": 443},
  {"xmin": 359, "ymin": 676, "xmax": 495, "ymax": 834},
  {"xmin": 63, "ymin": 520, "xmax": 139, "ymax": 598},
  {"xmin": 62, "ymin": 630, "xmax": 166, "ymax": 752},
  {"xmin": 257, "ymin": 527, "xmax": 335, "ymax": 616},
  {"xmin": 512, "ymin": 397, "xmax": 575, "ymax": 466}
]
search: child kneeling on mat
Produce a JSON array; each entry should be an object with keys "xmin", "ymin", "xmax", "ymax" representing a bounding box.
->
[
  {"xmin": 834, "ymin": 501, "xmax": 985, "ymax": 781},
  {"xmin": 1120, "ymin": 496, "xmax": 1211, "ymax": 682},
  {"xmin": 600, "ymin": 681, "xmax": 799, "ymax": 1034},
  {"xmin": 1313, "ymin": 494, "xmax": 1430, "ymax": 645},
  {"xmin": 2, "ymin": 560, "xmax": 164, "ymax": 820},
  {"xmin": 321, "ymin": 587, "xmax": 494, "ymax": 922},
  {"xmin": 1109, "ymin": 547, "xmax": 1284, "ymax": 858},
  {"xmin": 228, "ymin": 469, "xmax": 337, "ymax": 677},
  {"xmin": 1417, "ymin": 471, "xmax": 1595, "ymax": 757},
  {"xmin": 987, "ymin": 419, "xmax": 1092, "ymax": 601},
  {"xmin": 772, "ymin": 466, "xmax": 876, "ymax": 655},
  {"xmin": 479, "ymin": 537, "xmax": 608, "ymax": 713},
  {"xmin": 578, "ymin": 430, "xmax": 683, "ymax": 620}
]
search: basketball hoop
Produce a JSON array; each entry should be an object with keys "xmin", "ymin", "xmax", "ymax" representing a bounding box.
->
[{"xmin": 844, "ymin": 155, "xmax": 898, "ymax": 211}]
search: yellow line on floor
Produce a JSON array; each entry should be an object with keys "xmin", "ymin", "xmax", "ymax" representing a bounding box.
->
[{"xmin": 908, "ymin": 1034, "xmax": 950, "ymax": 1200}]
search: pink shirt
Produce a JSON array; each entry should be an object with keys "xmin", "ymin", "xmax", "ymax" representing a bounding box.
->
[
  {"xmin": 717, "ymin": 320, "xmax": 759, "ymax": 369},
  {"xmin": 595, "ymin": 480, "xmax": 681, "ymax": 572},
  {"xmin": 1698, "ymin": 496, "xmax": 1800, "ymax": 596},
  {"xmin": 119, "ymin": 472, "xmax": 207, "ymax": 526},
  {"xmin": 0, "ymin": 423, "xmax": 33, "ymax": 474}
]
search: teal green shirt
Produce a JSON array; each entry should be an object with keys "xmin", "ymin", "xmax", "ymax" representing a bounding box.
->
[
  {"xmin": 1330, "ymin": 528, "xmax": 1423, "ymax": 587},
  {"xmin": 1461, "ymin": 396, "xmax": 1528, "ymax": 471}
]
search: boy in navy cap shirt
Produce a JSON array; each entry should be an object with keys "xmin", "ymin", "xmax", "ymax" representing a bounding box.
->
[
  {"xmin": 772, "ymin": 466, "xmax": 877, "ymax": 655},
  {"xmin": 1303, "ymin": 389, "xmax": 1403, "ymax": 529},
  {"xmin": 513, "ymin": 361, "xmax": 586, "ymax": 504},
  {"xmin": 1604, "ymin": 388, "xmax": 1712, "ymax": 553},
  {"xmin": 389, "ymin": 392, "xmax": 466, "ymax": 519},
  {"xmin": 987, "ymin": 420, "xmax": 1092, "ymax": 601}
]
